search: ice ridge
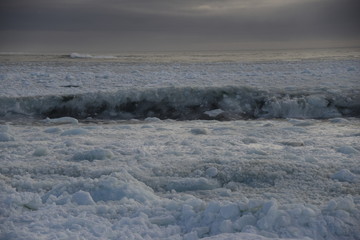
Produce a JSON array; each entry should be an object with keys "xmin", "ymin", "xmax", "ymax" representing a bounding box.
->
[{"xmin": 0, "ymin": 86, "xmax": 359, "ymax": 120}]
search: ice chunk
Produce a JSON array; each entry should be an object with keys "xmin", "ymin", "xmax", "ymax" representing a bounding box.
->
[
  {"xmin": 90, "ymin": 174, "xmax": 158, "ymax": 203},
  {"xmin": 257, "ymin": 200, "xmax": 279, "ymax": 231},
  {"xmin": 0, "ymin": 125, "xmax": 10, "ymax": 132},
  {"xmin": 22, "ymin": 195, "xmax": 43, "ymax": 211},
  {"xmin": 291, "ymin": 120, "xmax": 314, "ymax": 127},
  {"xmin": 69, "ymin": 52, "xmax": 116, "ymax": 59},
  {"xmin": 43, "ymin": 117, "xmax": 79, "ymax": 124},
  {"xmin": 203, "ymin": 202, "xmax": 220, "ymax": 225},
  {"xmin": 44, "ymin": 127, "xmax": 61, "ymax": 133},
  {"xmin": 33, "ymin": 147, "xmax": 48, "ymax": 157},
  {"xmin": 233, "ymin": 215, "xmax": 257, "ymax": 231},
  {"xmin": 247, "ymin": 149, "xmax": 267, "ymax": 155},
  {"xmin": 72, "ymin": 149, "xmax": 114, "ymax": 161},
  {"xmin": 282, "ymin": 127, "xmax": 306, "ymax": 133},
  {"xmin": 305, "ymin": 156, "xmax": 318, "ymax": 163},
  {"xmin": 0, "ymin": 132, "xmax": 14, "ymax": 142},
  {"xmin": 61, "ymin": 128, "xmax": 88, "ymax": 136},
  {"xmin": 70, "ymin": 53, "xmax": 93, "ymax": 58},
  {"xmin": 72, "ymin": 190, "xmax": 95, "ymax": 205},
  {"xmin": 149, "ymin": 215, "xmax": 176, "ymax": 226},
  {"xmin": 220, "ymin": 203, "xmax": 240, "ymax": 219},
  {"xmin": 206, "ymin": 167, "xmax": 218, "ymax": 178},
  {"xmin": 326, "ymin": 196, "xmax": 356, "ymax": 213},
  {"xmin": 183, "ymin": 231, "xmax": 198, "ymax": 240},
  {"xmin": 144, "ymin": 117, "xmax": 162, "ymax": 122},
  {"xmin": 330, "ymin": 118, "xmax": 349, "ymax": 123},
  {"xmin": 204, "ymin": 109, "xmax": 224, "ymax": 118},
  {"xmin": 278, "ymin": 141, "xmax": 304, "ymax": 147},
  {"xmin": 335, "ymin": 196, "xmax": 356, "ymax": 212},
  {"xmin": 219, "ymin": 219, "xmax": 234, "ymax": 233},
  {"xmin": 191, "ymin": 128, "xmax": 208, "ymax": 135},
  {"xmin": 242, "ymin": 138, "xmax": 257, "ymax": 144},
  {"xmin": 337, "ymin": 146, "xmax": 358, "ymax": 154},
  {"xmin": 165, "ymin": 177, "xmax": 220, "ymax": 192},
  {"xmin": 307, "ymin": 95, "xmax": 329, "ymax": 107},
  {"xmin": 331, "ymin": 169, "xmax": 358, "ymax": 183}
]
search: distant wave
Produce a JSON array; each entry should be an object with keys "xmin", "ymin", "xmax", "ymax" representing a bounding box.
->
[{"xmin": 1, "ymin": 86, "xmax": 359, "ymax": 120}]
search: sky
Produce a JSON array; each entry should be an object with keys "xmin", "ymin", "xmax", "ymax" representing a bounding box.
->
[{"xmin": 0, "ymin": 0, "xmax": 359, "ymax": 52}]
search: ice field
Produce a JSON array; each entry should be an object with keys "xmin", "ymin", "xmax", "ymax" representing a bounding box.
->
[{"xmin": 0, "ymin": 49, "xmax": 360, "ymax": 239}]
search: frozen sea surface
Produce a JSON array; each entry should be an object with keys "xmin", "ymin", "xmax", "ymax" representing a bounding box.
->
[
  {"xmin": 1, "ymin": 52, "xmax": 360, "ymax": 98},
  {"xmin": 0, "ymin": 49, "xmax": 360, "ymax": 239},
  {"xmin": 1, "ymin": 50, "xmax": 359, "ymax": 121},
  {"xmin": 0, "ymin": 118, "xmax": 359, "ymax": 240}
]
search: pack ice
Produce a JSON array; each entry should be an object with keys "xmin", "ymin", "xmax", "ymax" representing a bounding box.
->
[{"xmin": 0, "ymin": 118, "xmax": 359, "ymax": 240}]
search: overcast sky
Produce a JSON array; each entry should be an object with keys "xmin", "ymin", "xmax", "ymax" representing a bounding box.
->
[{"xmin": 0, "ymin": 0, "xmax": 359, "ymax": 52}]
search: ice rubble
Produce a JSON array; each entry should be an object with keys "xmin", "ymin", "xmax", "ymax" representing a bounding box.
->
[
  {"xmin": 1, "ymin": 52, "xmax": 359, "ymax": 239},
  {"xmin": 331, "ymin": 169, "xmax": 358, "ymax": 183},
  {"xmin": 0, "ymin": 119, "xmax": 359, "ymax": 239},
  {"xmin": 1, "ymin": 57, "xmax": 359, "ymax": 102},
  {"xmin": 1, "ymin": 86, "xmax": 359, "ymax": 120}
]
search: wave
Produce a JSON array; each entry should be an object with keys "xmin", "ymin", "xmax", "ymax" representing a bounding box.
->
[{"xmin": 1, "ymin": 86, "xmax": 359, "ymax": 121}]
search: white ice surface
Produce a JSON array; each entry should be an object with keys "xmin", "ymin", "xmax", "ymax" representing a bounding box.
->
[
  {"xmin": 0, "ymin": 50, "xmax": 359, "ymax": 239},
  {"xmin": 1, "ymin": 52, "xmax": 359, "ymax": 121},
  {"xmin": 1, "ymin": 118, "xmax": 359, "ymax": 239},
  {"xmin": 1, "ymin": 56, "xmax": 359, "ymax": 98}
]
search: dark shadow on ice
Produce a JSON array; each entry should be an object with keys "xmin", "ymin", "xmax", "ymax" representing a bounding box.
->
[{"xmin": 0, "ymin": 86, "xmax": 359, "ymax": 121}]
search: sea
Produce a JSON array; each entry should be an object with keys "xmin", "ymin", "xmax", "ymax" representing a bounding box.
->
[{"xmin": 0, "ymin": 48, "xmax": 359, "ymax": 240}]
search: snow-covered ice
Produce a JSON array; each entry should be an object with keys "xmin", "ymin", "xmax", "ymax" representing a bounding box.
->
[
  {"xmin": 1, "ymin": 118, "xmax": 359, "ymax": 239},
  {"xmin": 0, "ymin": 49, "xmax": 359, "ymax": 239}
]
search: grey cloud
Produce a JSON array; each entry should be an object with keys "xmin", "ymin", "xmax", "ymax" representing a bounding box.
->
[{"xmin": 0, "ymin": 0, "xmax": 359, "ymax": 51}]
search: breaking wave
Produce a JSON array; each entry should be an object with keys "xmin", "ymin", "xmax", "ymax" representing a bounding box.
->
[{"xmin": 1, "ymin": 86, "xmax": 359, "ymax": 120}]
